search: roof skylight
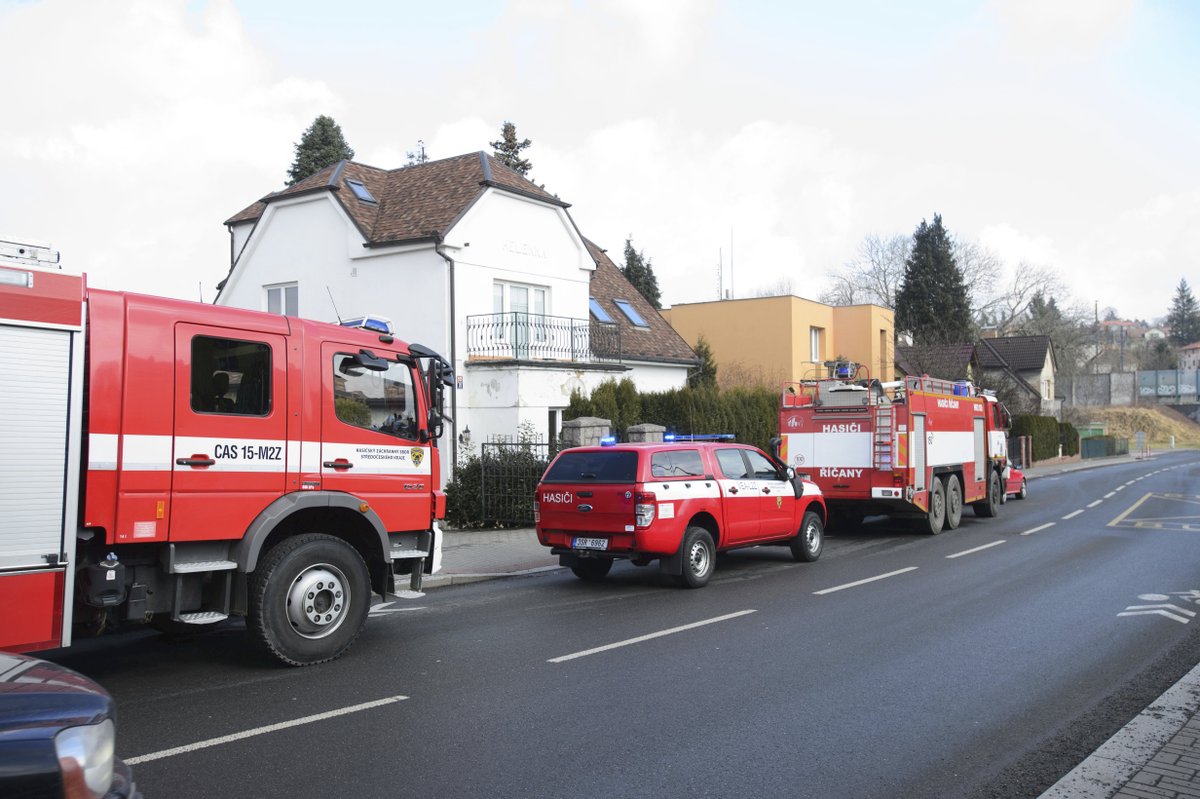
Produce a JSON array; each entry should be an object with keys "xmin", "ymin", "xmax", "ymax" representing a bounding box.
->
[
  {"xmin": 613, "ymin": 299, "xmax": 649, "ymax": 327},
  {"xmin": 345, "ymin": 179, "xmax": 377, "ymax": 203},
  {"xmin": 589, "ymin": 297, "xmax": 614, "ymax": 323}
]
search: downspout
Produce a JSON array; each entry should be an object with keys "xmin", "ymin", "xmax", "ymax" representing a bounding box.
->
[{"xmin": 433, "ymin": 233, "xmax": 459, "ymax": 471}]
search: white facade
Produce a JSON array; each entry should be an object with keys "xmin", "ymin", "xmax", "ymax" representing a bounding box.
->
[{"xmin": 218, "ymin": 183, "xmax": 690, "ymax": 480}]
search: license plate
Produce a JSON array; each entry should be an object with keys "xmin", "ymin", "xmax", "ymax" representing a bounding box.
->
[{"xmin": 573, "ymin": 537, "xmax": 608, "ymax": 550}]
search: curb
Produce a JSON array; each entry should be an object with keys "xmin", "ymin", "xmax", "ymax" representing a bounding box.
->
[
  {"xmin": 1039, "ymin": 661, "xmax": 1200, "ymax": 798},
  {"xmin": 423, "ymin": 564, "xmax": 563, "ymax": 590}
]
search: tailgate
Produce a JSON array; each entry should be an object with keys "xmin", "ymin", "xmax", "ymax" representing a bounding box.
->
[{"xmin": 538, "ymin": 450, "xmax": 637, "ymax": 534}]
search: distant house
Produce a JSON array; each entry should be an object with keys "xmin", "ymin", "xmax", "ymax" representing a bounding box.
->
[
  {"xmin": 216, "ymin": 152, "xmax": 696, "ymax": 477},
  {"xmin": 894, "ymin": 336, "xmax": 1058, "ymax": 416},
  {"xmin": 1180, "ymin": 342, "xmax": 1200, "ymax": 371},
  {"xmin": 662, "ymin": 296, "xmax": 894, "ymax": 387}
]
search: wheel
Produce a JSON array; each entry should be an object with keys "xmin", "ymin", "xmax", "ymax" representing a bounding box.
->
[
  {"xmin": 678, "ymin": 526, "xmax": 715, "ymax": 588},
  {"xmin": 248, "ymin": 534, "xmax": 371, "ymax": 666},
  {"xmin": 973, "ymin": 471, "xmax": 1002, "ymax": 518},
  {"xmin": 924, "ymin": 477, "xmax": 946, "ymax": 534},
  {"xmin": 571, "ymin": 558, "xmax": 613, "ymax": 581},
  {"xmin": 1016, "ymin": 478, "xmax": 1027, "ymax": 500},
  {"xmin": 789, "ymin": 511, "xmax": 824, "ymax": 562},
  {"xmin": 944, "ymin": 474, "xmax": 963, "ymax": 530}
]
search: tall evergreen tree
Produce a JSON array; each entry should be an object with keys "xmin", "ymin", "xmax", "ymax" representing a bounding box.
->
[
  {"xmin": 287, "ymin": 115, "xmax": 354, "ymax": 186},
  {"xmin": 688, "ymin": 335, "xmax": 718, "ymax": 390},
  {"xmin": 621, "ymin": 237, "xmax": 662, "ymax": 310},
  {"xmin": 1166, "ymin": 278, "xmax": 1200, "ymax": 345},
  {"xmin": 490, "ymin": 121, "xmax": 533, "ymax": 176},
  {"xmin": 894, "ymin": 214, "xmax": 973, "ymax": 345}
]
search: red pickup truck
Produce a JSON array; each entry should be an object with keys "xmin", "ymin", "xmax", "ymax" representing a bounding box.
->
[{"xmin": 535, "ymin": 441, "xmax": 826, "ymax": 588}]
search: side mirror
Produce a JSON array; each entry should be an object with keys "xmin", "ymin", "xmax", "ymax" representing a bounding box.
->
[{"xmin": 786, "ymin": 466, "xmax": 796, "ymax": 481}]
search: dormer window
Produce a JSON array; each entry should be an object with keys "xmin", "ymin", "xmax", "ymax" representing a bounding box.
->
[
  {"xmin": 345, "ymin": 179, "xmax": 377, "ymax": 203},
  {"xmin": 613, "ymin": 298, "xmax": 649, "ymax": 328},
  {"xmin": 589, "ymin": 297, "xmax": 614, "ymax": 323}
]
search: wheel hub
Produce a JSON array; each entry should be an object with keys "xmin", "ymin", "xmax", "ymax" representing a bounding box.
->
[
  {"xmin": 286, "ymin": 564, "xmax": 350, "ymax": 639},
  {"xmin": 688, "ymin": 541, "xmax": 710, "ymax": 575}
]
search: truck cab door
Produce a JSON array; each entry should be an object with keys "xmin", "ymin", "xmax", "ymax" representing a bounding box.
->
[
  {"xmin": 320, "ymin": 343, "xmax": 431, "ymax": 533},
  {"xmin": 170, "ymin": 326, "xmax": 287, "ymax": 541},
  {"xmin": 714, "ymin": 448, "xmax": 760, "ymax": 545},
  {"xmin": 744, "ymin": 448, "xmax": 796, "ymax": 539}
]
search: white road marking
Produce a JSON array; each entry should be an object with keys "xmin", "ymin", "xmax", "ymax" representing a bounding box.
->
[
  {"xmin": 946, "ymin": 540, "xmax": 1006, "ymax": 559},
  {"xmin": 547, "ymin": 610, "xmax": 757, "ymax": 664},
  {"xmin": 1021, "ymin": 522, "xmax": 1055, "ymax": 536},
  {"xmin": 369, "ymin": 601, "xmax": 426, "ymax": 616},
  {"xmin": 1104, "ymin": 492, "xmax": 1116, "ymax": 498},
  {"xmin": 126, "ymin": 695, "xmax": 408, "ymax": 765},
  {"xmin": 813, "ymin": 567, "xmax": 919, "ymax": 596},
  {"xmin": 1063, "ymin": 509, "xmax": 1085, "ymax": 520},
  {"xmin": 1087, "ymin": 500, "xmax": 1103, "ymax": 508}
]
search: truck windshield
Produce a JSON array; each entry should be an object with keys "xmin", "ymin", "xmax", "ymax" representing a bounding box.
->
[{"xmin": 543, "ymin": 451, "xmax": 637, "ymax": 483}]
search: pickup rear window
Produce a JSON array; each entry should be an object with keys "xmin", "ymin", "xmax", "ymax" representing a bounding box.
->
[{"xmin": 543, "ymin": 451, "xmax": 638, "ymax": 483}]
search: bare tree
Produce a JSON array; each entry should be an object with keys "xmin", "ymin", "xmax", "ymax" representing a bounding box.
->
[
  {"xmin": 975, "ymin": 262, "xmax": 1064, "ymax": 333},
  {"xmin": 754, "ymin": 276, "xmax": 795, "ymax": 297},
  {"xmin": 952, "ymin": 239, "xmax": 1002, "ymax": 318},
  {"xmin": 820, "ymin": 234, "xmax": 909, "ymax": 307}
]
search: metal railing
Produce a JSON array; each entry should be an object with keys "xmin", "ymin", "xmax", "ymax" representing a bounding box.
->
[{"xmin": 466, "ymin": 312, "xmax": 621, "ymax": 363}]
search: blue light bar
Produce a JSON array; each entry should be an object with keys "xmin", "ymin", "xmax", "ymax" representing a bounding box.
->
[
  {"xmin": 663, "ymin": 433, "xmax": 676, "ymax": 442},
  {"xmin": 670, "ymin": 433, "xmax": 735, "ymax": 442},
  {"xmin": 600, "ymin": 436, "xmax": 617, "ymax": 446}
]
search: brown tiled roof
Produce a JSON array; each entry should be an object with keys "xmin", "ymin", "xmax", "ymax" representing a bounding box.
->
[
  {"xmin": 894, "ymin": 343, "xmax": 977, "ymax": 380},
  {"xmin": 584, "ymin": 238, "xmax": 698, "ymax": 365},
  {"xmin": 976, "ymin": 335, "xmax": 1054, "ymax": 372},
  {"xmin": 224, "ymin": 152, "xmax": 566, "ymax": 244}
]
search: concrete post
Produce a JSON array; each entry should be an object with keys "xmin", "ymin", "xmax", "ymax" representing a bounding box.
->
[
  {"xmin": 561, "ymin": 417, "xmax": 611, "ymax": 448},
  {"xmin": 626, "ymin": 423, "xmax": 666, "ymax": 443}
]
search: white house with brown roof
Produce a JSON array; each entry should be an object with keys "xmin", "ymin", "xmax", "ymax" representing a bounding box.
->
[{"xmin": 216, "ymin": 152, "xmax": 696, "ymax": 476}]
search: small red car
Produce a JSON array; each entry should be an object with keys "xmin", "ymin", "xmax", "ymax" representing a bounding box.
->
[
  {"xmin": 1005, "ymin": 467, "xmax": 1027, "ymax": 500},
  {"xmin": 535, "ymin": 441, "xmax": 826, "ymax": 588}
]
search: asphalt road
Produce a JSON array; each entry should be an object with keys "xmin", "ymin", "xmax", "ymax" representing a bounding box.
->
[{"xmin": 48, "ymin": 452, "xmax": 1200, "ymax": 798}]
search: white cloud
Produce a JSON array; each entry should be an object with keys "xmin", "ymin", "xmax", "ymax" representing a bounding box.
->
[{"xmin": 989, "ymin": 0, "xmax": 1138, "ymax": 60}]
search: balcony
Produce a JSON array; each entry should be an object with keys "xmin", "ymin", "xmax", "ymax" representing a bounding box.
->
[{"xmin": 466, "ymin": 312, "xmax": 621, "ymax": 364}]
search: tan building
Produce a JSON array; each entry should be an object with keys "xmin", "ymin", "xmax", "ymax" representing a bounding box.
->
[{"xmin": 662, "ymin": 296, "xmax": 894, "ymax": 388}]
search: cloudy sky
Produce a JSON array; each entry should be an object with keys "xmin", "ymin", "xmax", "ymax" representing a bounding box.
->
[{"xmin": 2, "ymin": 0, "xmax": 1196, "ymax": 322}]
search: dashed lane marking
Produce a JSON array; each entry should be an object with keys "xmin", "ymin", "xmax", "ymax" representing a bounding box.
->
[
  {"xmin": 946, "ymin": 540, "xmax": 1006, "ymax": 559},
  {"xmin": 813, "ymin": 567, "xmax": 919, "ymax": 596},
  {"xmin": 1021, "ymin": 522, "xmax": 1055, "ymax": 536},
  {"xmin": 126, "ymin": 695, "xmax": 408, "ymax": 765},
  {"xmin": 547, "ymin": 610, "xmax": 758, "ymax": 664},
  {"xmin": 1087, "ymin": 500, "xmax": 1103, "ymax": 508},
  {"xmin": 1063, "ymin": 509, "xmax": 1085, "ymax": 520}
]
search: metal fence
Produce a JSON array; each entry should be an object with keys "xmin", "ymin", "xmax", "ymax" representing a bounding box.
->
[
  {"xmin": 480, "ymin": 438, "xmax": 558, "ymax": 525},
  {"xmin": 466, "ymin": 312, "xmax": 621, "ymax": 363}
]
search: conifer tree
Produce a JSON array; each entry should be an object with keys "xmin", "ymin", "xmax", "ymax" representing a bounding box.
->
[
  {"xmin": 894, "ymin": 215, "xmax": 973, "ymax": 345},
  {"xmin": 287, "ymin": 115, "xmax": 354, "ymax": 186},
  {"xmin": 621, "ymin": 237, "xmax": 662, "ymax": 310},
  {"xmin": 1167, "ymin": 278, "xmax": 1200, "ymax": 345},
  {"xmin": 490, "ymin": 121, "xmax": 533, "ymax": 176}
]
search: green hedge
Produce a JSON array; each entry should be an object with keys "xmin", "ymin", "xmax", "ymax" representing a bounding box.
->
[
  {"xmin": 1011, "ymin": 414, "xmax": 1077, "ymax": 461},
  {"xmin": 567, "ymin": 378, "xmax": 779, "ymax": 452}
]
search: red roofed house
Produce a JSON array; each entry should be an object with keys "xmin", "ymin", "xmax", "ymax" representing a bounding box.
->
[{"xmin": 216, "ymin": 153, "xmax": 697, "ymax": 477}]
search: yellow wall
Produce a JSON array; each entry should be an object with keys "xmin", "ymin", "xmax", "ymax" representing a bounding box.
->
[{"xmin": 663, "ymin": 297, "xmax": 893, "ymax": 387}]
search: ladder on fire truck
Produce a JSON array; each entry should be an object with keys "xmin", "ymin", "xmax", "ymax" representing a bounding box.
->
[
  {"xmin": 873, "ymin": 404, "xmax": 894, "ymax": 469},
  {"xmin": 0, "ymin": 237, "xmax": 61, "ymax": 269}
]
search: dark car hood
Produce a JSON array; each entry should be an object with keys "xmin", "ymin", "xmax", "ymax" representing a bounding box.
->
[{"xmin": 0, "ymin": 652, "xmax": 112, "ymax": 740}]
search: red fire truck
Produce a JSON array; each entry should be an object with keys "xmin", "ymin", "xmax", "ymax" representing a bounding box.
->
[
  {"xmin": 0, "ymin": 240, "xmax": 451, "ymax": 665},
  {"xmin": 777, "ymin": 363, "xmax": 1011, "ymax": 534}
]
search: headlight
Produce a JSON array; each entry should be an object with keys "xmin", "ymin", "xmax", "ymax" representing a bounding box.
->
[{"xmin": 55, "ymin": 719, "xmax": 115, "ymax": 799}]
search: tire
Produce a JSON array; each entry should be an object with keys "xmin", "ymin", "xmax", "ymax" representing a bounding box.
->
[
  {"xmin": 571, "ymin": 558, "xmax": 613, "ymax": 582},
  {"xmin": 944, "ymin": 474, "xmax": 963, "ymax": 530},
  {"xmin": 789, "ymin": 511, "xmax": 824, "ymax": 562},
  {"xmin": 921, "ymin": 477, "xmax": 946, "ymax": 534},
  {"xmin": 678, "ymin": 526, "xmax": 716, "ymax": 589},
  {"xmin": 973, "ymin": 471, "xmax": 1002, "ymax": 518},
  {"xmin": 248, "ymin": 534, "xmax": 371, "ymax": 667},
  {"xmin": 1016, "ymin": 478, "xmax": 1027, "ymax": 500}
]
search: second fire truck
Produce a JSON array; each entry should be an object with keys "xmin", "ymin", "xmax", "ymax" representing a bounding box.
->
[{"xmin": 777, "ymin": 363, "xmax": 1011, "ymax": 534}]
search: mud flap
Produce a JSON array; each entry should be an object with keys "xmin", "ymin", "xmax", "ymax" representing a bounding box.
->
[{"xmin": 659, "ymin": 550, "xmax": 683, "ymax": 576}]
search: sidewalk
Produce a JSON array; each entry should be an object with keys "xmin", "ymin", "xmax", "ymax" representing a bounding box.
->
[{"xmin": 426, "ymin": 449, "xmax": 1200, "ymax": 798}]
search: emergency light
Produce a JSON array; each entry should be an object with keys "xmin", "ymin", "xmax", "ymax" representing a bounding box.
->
[
  {"xmin": 340, "ymin": 315, "xmax": 393, "ymax": 335},
  {"xmin": 600, "ymin": 436, "xmax": 617, "ymax": 446}
]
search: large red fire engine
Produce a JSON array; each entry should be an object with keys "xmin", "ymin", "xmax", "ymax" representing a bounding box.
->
[
  {"xmin": 777, "ymin": 363, "xmax": 1011, "ymax": 534},
  {"xmin": 0, "ymin": 240, "xmax": 451, "ymax": 665}
]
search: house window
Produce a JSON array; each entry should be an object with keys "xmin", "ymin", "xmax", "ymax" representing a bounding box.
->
[
  {"xmin": 589, "ymin": 297, "xmax": 614, "ymax": 323},
  {"xmin": 613, "ymin": 299, "xmax": 648, "ymax": 328},
  {"xmin": 265, "ymin": 283, "xmax": 298, "ymax": 317},
  {"xmin": 1042, "ymin": 379, "xmax": 1051, "ymax": 399},
  {"xmin": 494, "ymin": 280, "xmax": 548, "ymax": 317},
  {"xmin": 810, "ymin": 326, "xmax": 824, "ymax": 363},
  {"xmin": 345, "ymin": 179, "xmax": 376, "ymax": 203},
  {"xmin": 493, "ymin": 280, "xmax": 549, "ymax": 353},
  {"xmin": 880, "ymin": 329, "xmax": 889, "ymax": 379}
]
